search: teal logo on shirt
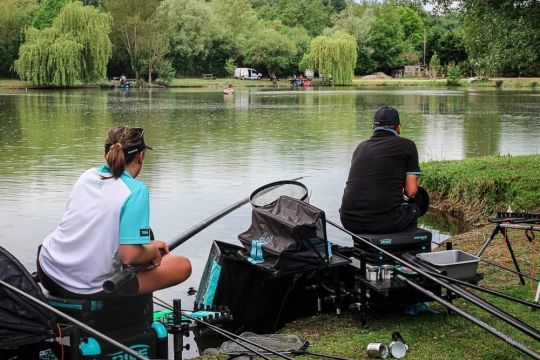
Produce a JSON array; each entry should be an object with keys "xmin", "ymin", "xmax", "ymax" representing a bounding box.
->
[{"xmin": 140, "ymin": 229, "xmax": 150, "ymax": 237}]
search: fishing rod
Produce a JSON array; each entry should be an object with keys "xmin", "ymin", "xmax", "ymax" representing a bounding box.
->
[
  {"xmin": 0, "ymin": 280, "xmax": 148, "ymax": 360},
  {"xmin": 326, "ymin": 219, "xmax": 540, "ymax": 359},
  {"xmin": 431, "ymin": 239, "xmax": 540, "ymax": 283},
  {"xmin": 152, "ymin": 296, "xmax": 292, "ymax": 360},
  {"xmin": 397, "ymin": 275, "xmax": 540, "ymax": 360},
  {"xmin": 480, "ymin": 258, "xmax": 539, "ymax": 282},
  {"xmin": 421, "ymin": 269, "xmax": 540, "ymax": 310},
  {"xmin": 402, "ymin": 254, "xmax": 540, "ymax": 338},
  {"xmin": 104, "ymin": 177, "xmax": 305, "ymax": 293}
]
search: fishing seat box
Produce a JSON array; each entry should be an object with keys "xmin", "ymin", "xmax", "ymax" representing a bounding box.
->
[
  {"xmin": 195, "ymin": 240, "xmax": 324, "ymax": 334},
  {"xmin": 45, "ymin": 292, "xmax": 167, "ymax": 358},
  {"xmin": 353, "ymin": 226, "xmax": 432, "ymax": 264}
]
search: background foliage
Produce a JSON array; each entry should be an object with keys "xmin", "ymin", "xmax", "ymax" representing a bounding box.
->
[{"xmin": 2, "ymin": 0, "xmax": 539, "ymax": 83}]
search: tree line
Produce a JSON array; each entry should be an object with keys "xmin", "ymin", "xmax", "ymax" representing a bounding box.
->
[{"xmin": 1, "ymin": 0, "xmax": 538, "ymax": 86}]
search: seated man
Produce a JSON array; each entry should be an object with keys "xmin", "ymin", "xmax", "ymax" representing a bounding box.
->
[{"xmin": 340, "ymin": 106, "xmax": 428, "ymax": 234}]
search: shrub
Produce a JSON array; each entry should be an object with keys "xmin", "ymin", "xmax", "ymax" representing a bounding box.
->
[{"xmin": 446, "ymin": 63, "xmax": 462, "ymax": 86}]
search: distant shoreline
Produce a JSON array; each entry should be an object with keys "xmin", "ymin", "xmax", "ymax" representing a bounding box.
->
[{"xmin": 0, "ymin": 77, "xmax": 538, "ymax": 90}]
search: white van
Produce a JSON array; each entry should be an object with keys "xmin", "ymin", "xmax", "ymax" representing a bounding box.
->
[{"xmin": 234, "ymin": 68, "xmax": 262, "ymax": 80}]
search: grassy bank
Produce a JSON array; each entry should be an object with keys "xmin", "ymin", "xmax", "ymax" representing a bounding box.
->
[
  {"xmin": 1, "ymin": 77, "xmax": 538, "ymax": 90},
  {"xmin": 197, "ymin": 154, "xmax": 539, "ymax": 360},
  {"xmin": 420, "ymin": 155, "xmax": 540, "ymax": 224},
  {"xmin": 171, "ymin": 77, "xmax": 540, "ymax": 89}
]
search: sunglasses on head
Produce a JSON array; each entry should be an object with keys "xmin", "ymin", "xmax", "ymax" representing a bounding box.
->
[{"xmin": 105, "ymin": 127, "xmax": 153, "ymax": 155}]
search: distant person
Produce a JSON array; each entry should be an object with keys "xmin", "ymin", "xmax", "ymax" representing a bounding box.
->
[
  {"xmin": 340, "ymin": 106, "xmax": 428, "ymax": 234},
  {"xmin": 37, "ymin": 126, "xmax": 191, "ymax": 299},
  {"xmin": 120, "ymin": 74, "xmax": 127, "ymax": 85},
  {"xmin": 224, "ymin": 83, "xmax": 235, "ymax": 95}
]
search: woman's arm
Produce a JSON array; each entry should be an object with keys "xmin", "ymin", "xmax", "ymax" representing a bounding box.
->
[{"xmin": 119, "ymin": 240, "xmax": 169, "ymax": 266}]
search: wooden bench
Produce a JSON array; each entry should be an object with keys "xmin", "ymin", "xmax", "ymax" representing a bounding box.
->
[{"xmin": 202, "ymin": 73, "xmax": 214, "ymax": 80}]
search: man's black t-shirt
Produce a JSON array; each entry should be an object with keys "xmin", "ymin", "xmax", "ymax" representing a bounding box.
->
[{"xmin": 340, "ymin": 129, "xmax": 421, "ymax": 233}]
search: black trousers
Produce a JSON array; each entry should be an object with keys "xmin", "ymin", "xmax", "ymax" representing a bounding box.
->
[{"xmin": 341, "ymin": 187, "xmax": 429, "ymax": 234}]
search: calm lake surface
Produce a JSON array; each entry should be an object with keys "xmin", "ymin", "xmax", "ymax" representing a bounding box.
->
[{"xmin": 0, "ymin": 86, "xmax": 538, "ymax": 352}]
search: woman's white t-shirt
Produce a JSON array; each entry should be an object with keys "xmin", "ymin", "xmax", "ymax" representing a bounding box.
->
[{"xmin": 39, "ymin": 166, "xmax": 151, "ymax": 294}]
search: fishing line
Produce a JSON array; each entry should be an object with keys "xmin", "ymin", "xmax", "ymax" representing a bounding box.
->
[{"xmin": 152, "ymin": 296, "xmax": 292, "ymax": 360}]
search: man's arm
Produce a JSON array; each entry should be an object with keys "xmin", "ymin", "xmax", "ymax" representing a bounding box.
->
[{"xmin": 404, "ymin": 174, "xmax": 419, "ymax": 199}]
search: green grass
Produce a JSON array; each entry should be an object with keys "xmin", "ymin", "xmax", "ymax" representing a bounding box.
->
[
  {"xmin": 420, "ymin": 155, "xmax": 540, "ymax": 222},
  {"xmin": 1, "ymin": 77, "xmax": 537, "ymax": 89}
]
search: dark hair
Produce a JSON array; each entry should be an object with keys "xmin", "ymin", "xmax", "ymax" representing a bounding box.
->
[{"xmin": 104, "ymin": 126, "xmax": 145, "ymax": 179}]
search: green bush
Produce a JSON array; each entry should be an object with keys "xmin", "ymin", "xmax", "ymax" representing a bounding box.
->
[{"xmin": 446, "ymin": 63, "xmax": 462, "ymax": 86}]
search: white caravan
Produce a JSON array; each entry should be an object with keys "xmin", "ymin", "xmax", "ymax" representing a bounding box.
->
[{"xmin": 234, "ymin": 68, "xmax": 262, "ymax": 80}]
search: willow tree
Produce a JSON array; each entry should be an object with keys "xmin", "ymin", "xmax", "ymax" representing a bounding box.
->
[
  {"xmin": 53, "ymin": 2, "xmax": 112, "ymax": 82},
  {"xmin": 300, "ymin": 31, "xmax": 357, "ymax": 85},
  {"xmin": 14, "ymin": 1, "xmax": 112, "ymax": 86}
]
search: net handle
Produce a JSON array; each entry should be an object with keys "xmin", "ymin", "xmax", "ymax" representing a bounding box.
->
[{"xmin": 249, "ymin": 180, "xmax": 308, "ymax": 207}]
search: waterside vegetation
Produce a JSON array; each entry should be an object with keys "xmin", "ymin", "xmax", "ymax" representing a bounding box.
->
[{"xmin": 420, "ymin": 155, "xmax": 540, "ymax": 224}]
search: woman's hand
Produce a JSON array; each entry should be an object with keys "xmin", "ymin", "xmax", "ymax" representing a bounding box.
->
[
  {"xmin": 149, "ymin": 240, "xmax": 169, "ymax": 267},
  {"xmin": 119, "ymin": 240, "xmax": 170, "ymax": 267}
]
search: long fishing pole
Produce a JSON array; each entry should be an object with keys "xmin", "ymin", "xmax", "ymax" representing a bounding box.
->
[
  {"xmin": 104, "ymin": 177, "xmax": 305, "ymax": 293},
  {"xmin": 480, "ymin": 258, "xmax": 539, "ymax": 282},
  {"xmin": 431, "ymin": 240, "xmax": 540, "ymax": 283},
  {"xmin": 0, "ymin": 280, "xmax": 148, "ymax": 360},
  {"xmin": 423, "ymin": 269, "xmax": 540, "ymax": 310},
  {"xmin": 402, "ymin": 255, "xmax": 540, "ymax": 336},
  {"xmin": 152, "ymin": 297, "xmax": 293, "ymax": 360},
  {"xmin": 326, "ymin": 219, "xmax": 540, "ymax": 359},
  {"xmin": 397, "ymin": 275, "xmax": 540, "ymax": 360}
]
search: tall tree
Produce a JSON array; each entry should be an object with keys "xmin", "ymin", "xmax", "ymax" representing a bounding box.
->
[
  {"xmin": 242, "ymin": 24, "xmax": 297, "ymax": 79},
  {"xmin": 53, "ymin": 1, "xmax": 112, "ymax": 82},
  {"xmin": 424, "ymin": 13, "xmax": 466, "ymax": 67},
  {"xmin": 300, "ymin": 31, "xmax": 357, "ymax": 85},
  {"xmin": 32, "ymin": 0, "xmax": 73, "ymax": 29},
  {"xmin": 211, "ymin": 0, "xmax": 258, "ymax": 67},
  {"xmin": 140, "ymin": 9, "xmax": 171, "ymax": 84},
  {"xmin": 160, "ymin": 0, "xmax": 217, "ymax": 76},
  {"xmin": 432, "ymin": 0, "xmax": 539, "ymax": 76},
  {"xmin": 0, "ymin": 0, "xmax": 36, "ymax": 76},
  {"xmin": 14, "ymin": 1, "xmax": 112, "ymax": 85},
  {"xmin": 327, "ymin": 2, "xmax": 375, "ymax": 74},
  {"xmin": 366, "ymin": 6, "xmax": 406, "ymax": 74},
  {"xmin": 102, "ymin": 0, "xmax": 160, "ymax": 80},
  {"xmin": 256, "ymin": 0, "xmax": 335, "ymax": 36}
]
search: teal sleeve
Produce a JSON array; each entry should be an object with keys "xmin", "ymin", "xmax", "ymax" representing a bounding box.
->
[{"xmin": 119, "ymin": 185, "xmax": 151, "ymax": 245}]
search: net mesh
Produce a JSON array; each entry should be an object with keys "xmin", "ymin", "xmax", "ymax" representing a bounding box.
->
[
  {"xmin": 250, "ymin": 182, "xmax": 308, "ymax": 207},
  {"xmin": 219, "ymin": 332, "xmax": 308, "ymax": 355}
]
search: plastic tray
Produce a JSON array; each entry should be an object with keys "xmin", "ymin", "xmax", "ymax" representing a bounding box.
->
[{"xmin": 416, "ymin": 250, "xmax": 479, "ymax": 280}]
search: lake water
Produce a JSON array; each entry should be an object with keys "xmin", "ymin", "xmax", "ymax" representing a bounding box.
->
[{"xmin": 0, "ymin": 86, "xmax": 538, "ymax": 355}]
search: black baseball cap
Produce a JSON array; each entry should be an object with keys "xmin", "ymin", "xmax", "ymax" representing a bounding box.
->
[{"xmin": 373, "ymin": 106, "xmax": 400, "ymax": 126}]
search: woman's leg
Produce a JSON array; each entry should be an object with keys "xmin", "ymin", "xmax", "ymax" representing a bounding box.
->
[{"xmin": 136, "ymin": 254, "xmax": 191, "ymax": 294}]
